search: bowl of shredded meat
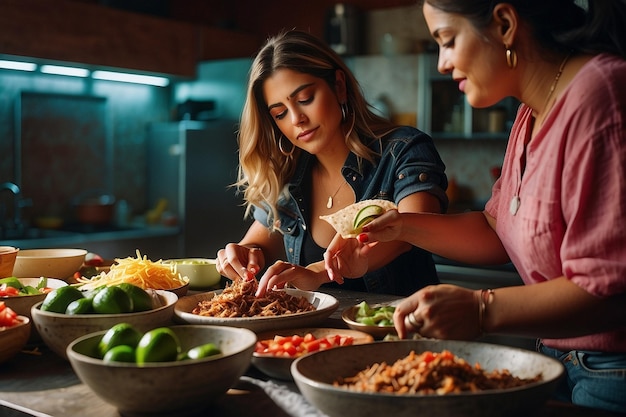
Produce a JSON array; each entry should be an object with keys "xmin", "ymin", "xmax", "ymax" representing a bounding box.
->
[
  {"xmin": 173, "ymin": 279, "xmax": 339, "ymax": 333},
  {"xmin": 291, "ymin": 339, "xmax": 564, "ymax": 417}
]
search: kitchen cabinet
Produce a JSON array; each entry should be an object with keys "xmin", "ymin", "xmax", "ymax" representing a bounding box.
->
[
  {"xmin": 417, "ymin": 53, "xmax": 519, "ymax": 139},
  {"xmin": 0, "ymin": 0, "xmax": 262, "ymax": 78}
]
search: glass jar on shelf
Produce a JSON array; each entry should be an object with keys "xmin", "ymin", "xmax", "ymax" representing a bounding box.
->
[{"xmin": 417, "ymin": 53, "xmax": 518, "ymax": 139}]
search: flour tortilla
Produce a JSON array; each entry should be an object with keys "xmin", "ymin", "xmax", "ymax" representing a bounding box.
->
[{"xmin": 319, "ymin": 199, "xmax": 397, "ymax": 238}]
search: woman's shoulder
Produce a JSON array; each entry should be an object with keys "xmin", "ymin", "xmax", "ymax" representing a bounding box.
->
[
  {"xmin": 571, "ymin": 53, "xmax": 626, "ymax": 96},
  {"xmin": 378, "ymin": 125, "xmax": 433, "ymax": 145}
]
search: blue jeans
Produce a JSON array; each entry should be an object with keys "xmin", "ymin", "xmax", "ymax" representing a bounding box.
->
[{"xmin": 538, "ymin": 342, "xmax": 626, "ymax": 413}]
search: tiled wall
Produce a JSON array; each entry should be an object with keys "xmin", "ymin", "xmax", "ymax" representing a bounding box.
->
[{"xmin": 0, "ymin": 70, "xmax": 171, "ymax": 224}]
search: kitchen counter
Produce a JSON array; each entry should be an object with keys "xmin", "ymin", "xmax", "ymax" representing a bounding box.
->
[
  {"xmin": 0, "ymin": 224, "xmax": 181, "ymax": 260},
  {"xmin": 0, "ymin": 288, "xmax": 621, "ymax": 417}
]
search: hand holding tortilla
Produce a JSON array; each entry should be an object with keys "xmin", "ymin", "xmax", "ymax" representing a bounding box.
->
[{"xmin": 320, "ymin": 199, "xmax": 397, "ymax": 238}]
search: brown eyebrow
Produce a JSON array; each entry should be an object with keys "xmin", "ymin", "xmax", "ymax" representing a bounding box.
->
[{"xmin": 267, "ymin": 82, "xmax": 315, "ymax": 111}]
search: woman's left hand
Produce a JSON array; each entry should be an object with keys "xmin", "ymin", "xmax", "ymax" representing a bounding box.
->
[
  {"xmin": 323, "ymin": 232, "xmax": 376, "ymax": 283},
  {"xmin": 394, "ymin": 284, "xmax": 481, "ymax": 340}
]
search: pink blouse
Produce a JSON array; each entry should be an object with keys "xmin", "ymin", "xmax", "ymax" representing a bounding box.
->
[{"xmin": 485, "ymin": 54, "xmax": 626, "ymax": 352}]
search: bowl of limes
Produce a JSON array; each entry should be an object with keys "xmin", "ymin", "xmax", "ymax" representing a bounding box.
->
[
  {"xmin": 67, "ymin": 324, "xmax": 256, "ymax": 417},
  {"xmin": 30, "ymin": 284, "xmax": 178, "ymax": 360}
]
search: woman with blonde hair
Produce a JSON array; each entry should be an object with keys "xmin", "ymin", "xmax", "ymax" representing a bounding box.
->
[{"xmin": 216, "ymin": 30, "xmax": 448, "ymax": 296}]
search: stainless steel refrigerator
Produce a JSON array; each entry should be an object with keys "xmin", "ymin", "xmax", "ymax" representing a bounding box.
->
[{"xmin": 146, "ymin": 120, "xmax": 251, "ymax": 258}]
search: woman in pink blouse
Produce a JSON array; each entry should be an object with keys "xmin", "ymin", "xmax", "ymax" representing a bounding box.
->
[{"xmin": 324, "ymin": 0, "xmax": 626, "ymax": 412}]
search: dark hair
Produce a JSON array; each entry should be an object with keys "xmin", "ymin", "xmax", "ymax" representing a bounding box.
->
[{"xmin": 422, "ymin": 0, "xmax": 626, "ymax": 59}]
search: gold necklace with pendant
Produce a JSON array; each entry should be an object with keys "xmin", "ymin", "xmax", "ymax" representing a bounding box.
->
[
  {"xmin": 511, "ymin": 53, "xmax": 571, "ymax": 216},
  {"xmin": 327, "ymin": 180, "xmax": 346, "ymax": 209}
]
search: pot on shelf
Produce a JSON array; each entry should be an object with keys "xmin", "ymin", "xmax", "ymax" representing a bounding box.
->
[{"xmin": 72, "ymin": 193, "xmax": 116, "ymax": 225}]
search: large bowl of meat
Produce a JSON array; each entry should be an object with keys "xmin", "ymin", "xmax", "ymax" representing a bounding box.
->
[
  {"xmin": 291, "ymin": 339, "xmax": 565, "ymax": 417},
  {"xmin": 174, "ymin": 279, "xmax": 339, "ymax": 333}
]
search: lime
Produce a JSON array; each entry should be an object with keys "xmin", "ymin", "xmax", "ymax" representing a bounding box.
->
[
  {"xmin": 83, "ymin": 286, "xmax": 106, "ymax": 301},
  {"xmin": 65, "ymin": 297, "xmax": 94, "ymax": 315},
  {"xmin": 118, "ymin": 283, "xmax": 153, "ymax": 312},
  {"xmin": 98, "ymin": 323, "xmax": 143, "ymax": 357},
  {"xmin": 103, "ymin": 345, "xmax": 136, "ymax": 363},
  {"xmin": 182, "ymin": 343, "xmax": 221, "ymax": 360},
  {"xmin": 40, "ymin": 286, "xmax": 84, "ymax": 313},
  {"xmin": 136, "ymin": 327, "xmax": 181, "ymax": 364},
  {"xmin": 92, "ymin": 286, "xmax": 133, "ymax": 314},
  {"xmin": 353, "ymin": 204, "xmax": 384, "ymax": 231}
]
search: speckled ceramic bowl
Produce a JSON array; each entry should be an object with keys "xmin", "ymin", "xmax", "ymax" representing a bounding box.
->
[
  {"xmin": 31, "ymin": 290, "xmax": 178, "ymax": 360},
  {"xmin": 292, "ymin": 339, "xmax": 565, "ymax": 417},
  {"xmin": 67, "ymin": 325, "xmax": 256, "ymax": 417}
]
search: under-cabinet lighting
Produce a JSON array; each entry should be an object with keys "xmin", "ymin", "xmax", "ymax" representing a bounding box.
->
[
  {"xmin": 41, "ymin": 65, "xmax": 89, "ymax": 77},
  {"xmin": 0, "ymin": 60, "xmax": 37, "ymax": 72},
  {"xmin": 92, "ymin": 70, "xmax": 169, "ymax": 87}
]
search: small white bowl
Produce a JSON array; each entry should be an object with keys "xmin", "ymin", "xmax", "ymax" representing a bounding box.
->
[
  {"xmin": 163, "ymin": 258, "xmax": 221, "ymax": 290},
  {"xmin": 13, "ymin": 248, "xmax": 87, "ymax": 280}
]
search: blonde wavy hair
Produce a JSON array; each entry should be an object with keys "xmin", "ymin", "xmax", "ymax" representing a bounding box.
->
[{"xmin": 236, "ymin": 30, "xmax": 397, "ymax": 230}]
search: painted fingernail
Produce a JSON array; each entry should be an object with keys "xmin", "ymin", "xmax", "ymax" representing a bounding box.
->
[{"xmin": 357, "ymin": 233, "xmax": 369, "ymax": 243}]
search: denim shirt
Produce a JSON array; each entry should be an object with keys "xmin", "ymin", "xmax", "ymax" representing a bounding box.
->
[{"xmin": 254, "ymin": 126, "xmax": 448, "ymax": 295}]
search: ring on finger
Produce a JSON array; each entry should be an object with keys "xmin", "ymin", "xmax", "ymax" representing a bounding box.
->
[{"xmin": 407, "ymin": 312, "xmax": 423, "ymax": 328}]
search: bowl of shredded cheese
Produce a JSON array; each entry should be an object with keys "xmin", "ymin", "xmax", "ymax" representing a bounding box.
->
[{"xmin": 76, "ymin": 250, "xmax": 189, "ymax": 297}]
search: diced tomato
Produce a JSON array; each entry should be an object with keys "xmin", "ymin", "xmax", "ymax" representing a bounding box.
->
[
  {"xmin": 0, "ymin": 284, "xmax": 20, "ymax": 297},
  {"xmin": 302, "ymin": 339, "xmax": 321, "ymax": 353},
  {"xmin": 254, "ymin": 332, "xmax": 357, "ymax": 358},
  {"xmin": 422, "ymin": 351, "xmax": 436, "ymax": 363},
  {"xmin": 0, "ymin": 301, "xmax": 19, "ymax": 327}
]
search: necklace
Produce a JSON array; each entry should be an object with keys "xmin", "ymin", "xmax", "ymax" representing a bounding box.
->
[
  {"xmin": 510, "ymin": 53, "xmax": 571, "ymax": 216},
  {"xmin": 327, "ymin": 180, "xmax": 346, "ymax": 209}
]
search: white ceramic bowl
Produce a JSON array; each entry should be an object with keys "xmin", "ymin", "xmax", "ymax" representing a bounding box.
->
[
  {"xmin": 1, "ymin": 277, "xmax": 68, "ymax": 340},
  {"xmin": 252, "ymin": 327, "xmax": 374, "ymax": 381},
  {"xmin": 0, "ymin": 315, "xmax": 30, "ymax": 364},
  {"xmin": 163, "ymin": 258, "xmax": 221, "ymax": 290},
  {"xmin": 31, "ymin": 290, "xmax": 178, "ymax": 360},
  {"xmin": 67, "ymin": 325, "xmax": 256, "ymax": 417},
  {"xmin": 13, "ymin": 249, "xmax": 87, "ymax": 280},
  {"xmin": 174, "ymin": 288, "xmax": 339, "ymax": 333},
  {"xmin": 292, "ymin": 339, "xmax": 565, "ymax": 417}
]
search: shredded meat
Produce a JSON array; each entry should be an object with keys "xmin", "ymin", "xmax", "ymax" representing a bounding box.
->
[
  {"xmin": 191, "ymin": 279, "xmax": 315, "ymax": 318},
  {"xmin": 334, "ymin": 350, "xmax": 542, "ymax": 394}
]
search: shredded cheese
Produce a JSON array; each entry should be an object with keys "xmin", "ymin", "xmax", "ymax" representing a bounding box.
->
[{"xmin": 77, "ymin": 250, "xmax": 188, "ymax": 291}]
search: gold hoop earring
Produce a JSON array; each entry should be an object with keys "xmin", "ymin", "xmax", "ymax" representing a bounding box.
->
[
  {"xmin": 505, "ymin": 45, "xmax": 517, "ymax": 69},
  {"xmin": 278, "ymin": 135, "xmax": 295, "ymax": 157},
  {"xmin": 340, "ymin": 102, "xmax": 349, "ymax": 123}
]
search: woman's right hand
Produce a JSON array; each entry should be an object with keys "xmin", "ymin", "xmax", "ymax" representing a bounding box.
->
[{"xmin": 216, "ymin": 243, "xmax": 265, "ymax": 281}]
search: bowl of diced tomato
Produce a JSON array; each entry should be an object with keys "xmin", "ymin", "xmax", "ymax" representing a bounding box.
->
[
  {"xmin": 1, "ymin": 277, "xmax": 67, "ymax": 340},
  {"xmin": 251, "ymin": 327, "xmax": 374, "ymax": 380},
  {"xmin": 0, "ymin": 302, "xmax": 30, "ymax": 364}
]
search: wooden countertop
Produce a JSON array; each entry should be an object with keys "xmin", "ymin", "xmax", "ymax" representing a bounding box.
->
[{"xmin": 0, "ymin": 288, "xmax": 621, "ymax": 417}]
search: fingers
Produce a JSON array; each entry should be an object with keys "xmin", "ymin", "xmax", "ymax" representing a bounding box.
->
[
  {"xmin": 216, "ymin": 244, "xmax": 263, "ymax": 281},
  {"xmin": 256, "ymin": 260, "xmax": 296, "ymax": 297},
  {"xmin": 393, "ymin": 293, "xmax": 422, "ymax": 339}
]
